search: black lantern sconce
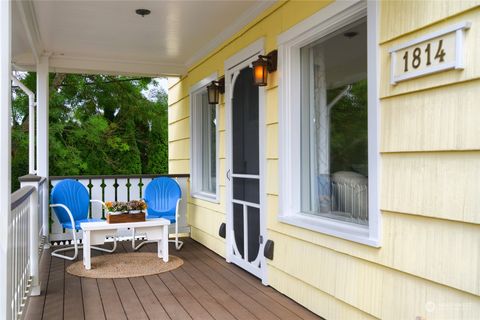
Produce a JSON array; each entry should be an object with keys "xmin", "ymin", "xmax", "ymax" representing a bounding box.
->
[
  {"xmin": 252, "ymin": 50, "xmax": 277, "ymax": 86},
  {"xmin": 206, "ymin": 77, "xmax": 225, "ymax": 105}
]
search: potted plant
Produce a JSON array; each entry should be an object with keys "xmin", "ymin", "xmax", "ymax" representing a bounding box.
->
[
  {"xmin": 127, "ymin": 200, "xmax": 147, "ymax": 214},
  {"xmin": 105, "ymin": 201, "xmax": 128, "ymax": 215},
  {"xmin": 105, "ymin": 200, "xmax": 147, "ymax": 223}
]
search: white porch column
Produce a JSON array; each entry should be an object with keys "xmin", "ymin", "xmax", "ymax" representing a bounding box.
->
[
  {"xmin": 0, "ymin": 1, "xmax": 12, "ymax": 319},
  {"xmin": 36, "ymin": 56, "xmax": 50, "ymax": 246}
]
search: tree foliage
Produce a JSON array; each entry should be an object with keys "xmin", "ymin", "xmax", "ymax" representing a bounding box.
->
[
  {"xmin": 11, "ymin": 73, "xmax": 168, "ymax": 189},
  {"xmin": 328, "ymin": 79, "xmax": 368, "ymax": 176}
]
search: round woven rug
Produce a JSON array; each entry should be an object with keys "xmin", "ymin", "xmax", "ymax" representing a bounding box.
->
[{"xmin": 66, "ymin": 252, "xmax": 183, "ymax": 278}]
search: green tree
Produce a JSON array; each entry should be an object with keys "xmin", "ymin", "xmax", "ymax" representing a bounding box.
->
[
  {"xmin": 11, "ymin": 73, "xmax": 168, "ymax": 190},
  {"xmin": 329, "ymin": 79, "xmax": 368, "ymax": 176}
]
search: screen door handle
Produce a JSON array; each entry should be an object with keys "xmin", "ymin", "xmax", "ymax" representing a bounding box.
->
[{"xmin": 226, "ymin": 169, "xmax": 231, "ymax": 181}]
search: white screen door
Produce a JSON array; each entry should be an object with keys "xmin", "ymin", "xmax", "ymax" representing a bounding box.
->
[{"xmin": 225, "ymin": 45, "xmax": 266, "ymax": 281}]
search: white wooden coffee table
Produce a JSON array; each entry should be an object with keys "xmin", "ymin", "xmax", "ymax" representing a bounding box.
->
[{"xmin": 80, "ymin": 218, "xmax": 170, "ymax": 270}]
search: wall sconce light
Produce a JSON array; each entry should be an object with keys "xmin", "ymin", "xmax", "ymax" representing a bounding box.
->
[
  {"xmin": 252, "ymin": 50, "xmax": 277, "ymax": 86},
  {"xmin": 207, "ymin": 77, "xmax": 225, "ymax": 104}
]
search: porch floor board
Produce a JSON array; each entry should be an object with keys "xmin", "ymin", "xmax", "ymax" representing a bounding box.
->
[{"xmin": 24, "ymin": 238, "xmax": 322, "ymax": 320}]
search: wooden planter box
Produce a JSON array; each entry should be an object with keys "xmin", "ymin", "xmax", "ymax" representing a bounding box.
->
[{"xmin": 107, "ymin": 212, "xmax": 145, "ymax": 223}]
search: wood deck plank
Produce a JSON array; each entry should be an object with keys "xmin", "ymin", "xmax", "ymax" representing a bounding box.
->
[
  {"xmin": 187, "ymin": 240, "xmax": 322, "ymax": 320},
  {"xmin": 119, "ymin": 240, "xmax": 132, "ymax": 253},
  {"xmin": 177, "ymin": 246, "xmax": 279, "ymax": 320},
  {"xmin": 23, "ymin": 247, "xmax": 52, "ymax": 320},
  {"xmin": 158, "ymin": 272, "xmax": 214, "ymax": 320},
  {"xmin": 145, "ymin": 274, "xmax": 193, "ymax": 320},
  {"xmin": 170, "ymin": 268, "xmax": 236, "ymax": 320},
  {"xmin": 41, "ymin": 256, "xmax": 64, "ymax": 320},
  {"xmin": 112, "ymin": 278, "xmax": 149, "ymax": 320},
  {"xmin": 172, "ymin": 256, "xmax": 258, "ymax": 320},
  {"xmin": 192, "ymin": 241, "xmax": 321, "ymax": 320},
  {"xmin": 81, "ymin": 278, "xmax": 106, "ymax": 320},
  {"xmin": 24, "ymin": 238, "xmax": 321, "ymax": 320},
  {"xmin": 97, "ymin": 279, "xmax": 127, "ymax": 320},
  {"xmin": 188, "ymin": 247, "xmax": 296, "ymax": 320},
  {"xmin": 64, "ymin": 259, "xmax": 85, "ymax": 320},
  {"xmin": 128, "ymin": 277, "xmax": 171, "ymax": 320}
]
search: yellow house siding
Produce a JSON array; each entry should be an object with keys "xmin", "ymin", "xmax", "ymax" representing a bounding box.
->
[
  {"xmin": 266, "ymin": 123, "xmax": 279, "ymax": 159},
  {"xmin": 269, "ymin": 266, "xmax": 377, "ymax": 320},
  {"xmin": 190, "ymin": 226, "xmax": 226, "ymax": 257},
  {"xmin": 381, "ymin": 80, "xmax": 480, "ymax": 152},
  {"xmin": 167, "ymin": 77, "xmax": 187, "ymax": 105},
  {"xmin": 168, "ymin": 159, "xmax": 189, "ymax": 174},
  {"xmin": 375, "ymin": 1, "xmax": 480, "ymax": 318},
  {"xmin": 168, "ymin": 118, "xmax": 189, "ymax": 142},
  {"xmin": 381, "ymin": 152, "xmax": 480, "ymax": 224},
  {"xmin": 167, "ymin": 0, "xmax": 480, "ymax": 318},
  {"xmin": 268, "ymin": 229, "xmax": 480, "ymax": 319},
  {"xmin": 380, "ymin": 7, "xmax": 480, "ymax": 98},
  {"xmin": 265, "ymin": 89, "xmax": 279, "ymax": 125},
  {"xmin": 217, "ymin": 105, "xmax": 226, "ymax": 131},
  {"xmin": 168, "ymin": 139, "xmax": 189, "ymax": 161},
  {"xmin": 168, "ymin": 98, "xmax": 190, "ymax": 125},
  {"xmin": 380, "ymin": 1, "xmax": 480, "ymax": 43},
  {"xmin": 267, "ymin": 202, "xmax": 480, "ymax": 297}
]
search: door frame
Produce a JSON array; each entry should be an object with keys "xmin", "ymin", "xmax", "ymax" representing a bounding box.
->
[{"xmin": 224, "ymin": 38, "xmax": 268, "ymax": 285}]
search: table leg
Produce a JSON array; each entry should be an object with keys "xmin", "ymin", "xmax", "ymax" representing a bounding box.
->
[
  {"xmin": 159, "ymin": 225, "xmax": 169, "ymax": 263},
  {"xmin": 83, "ymin": 230, "xmax": 91, "ymax": 270}
]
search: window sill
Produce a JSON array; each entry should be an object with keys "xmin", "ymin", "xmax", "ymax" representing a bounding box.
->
[
  {"xmin": 278, "ymin": 213, "xmax": 380, "ymax": 247},
  {"xmin": 191, "ymin": 191, "xmax": 219, "ymax": 204}
]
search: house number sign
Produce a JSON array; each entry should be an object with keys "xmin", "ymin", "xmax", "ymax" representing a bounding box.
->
[{"xmin": 389, "ymin": 21, "xmax": 471, "ymax": 84}]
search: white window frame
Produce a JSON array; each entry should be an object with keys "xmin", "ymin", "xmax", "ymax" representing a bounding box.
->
[
  {"xmin": 190, "ymin": 73, "xmax": 220, "ymax": 203},
  {"xmin": 277, "ymin": 0, "xmax": 381, "ymax": 247}
]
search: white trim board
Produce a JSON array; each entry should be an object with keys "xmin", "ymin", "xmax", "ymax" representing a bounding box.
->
[
  {"xmin": 224, "ymin": 38, "xmax": 264, "ymax": 73},
  {"xmin": 277, "ymin": 0, "xmax": 381, "ymax": 247},
  {"xmin": 278, "ymin": 0, "xmax": 364, "ymax": 45},
  {"xmin": 13, "ymin": 52, "xmax": 187, "ymax": 77},
  {"xmin": 189, "ymin": 72, "xmax": 221, "ymax": 204},
  {"xmin": 190, "ymin": 72, "xmax": 218, "ymax": 93},
  {"xmin": 0, "ymin": 1, "xmax": 13, "ymax": 318},
  {"xmin": 15, "ymin": 0, "xmax": 43, "ymax": 63}
]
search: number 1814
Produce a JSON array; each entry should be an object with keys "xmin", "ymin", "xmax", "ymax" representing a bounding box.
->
[{"xmin": 402, "ymin": 39, "xmax": 446, "ymax": 72}]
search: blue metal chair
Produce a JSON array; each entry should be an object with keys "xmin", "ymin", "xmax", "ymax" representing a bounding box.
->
[
  {"xmin": 50, "ymin": 179, "xmax": 117, "ymax": 260},
  {"xmin": 132, "ymin": 177, "xmax": 183, "ymax": 251}
]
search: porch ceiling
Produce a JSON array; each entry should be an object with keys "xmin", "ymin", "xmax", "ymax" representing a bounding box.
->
[{"xmin": 12, "ymin": 0, "xmax": 274, "ymax": 77}]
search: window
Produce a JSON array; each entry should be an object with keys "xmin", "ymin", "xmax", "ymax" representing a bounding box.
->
[
  {"xmin": 190, "ymin": 75, "xmax": 219, "ymax": 201},
  {"xmin": 278, "ymin": 1, "xmax": 380, "ymax": 246},
  {"xmin": 300, "ymin": 20, "xmax": 368, "ymax": 225}
]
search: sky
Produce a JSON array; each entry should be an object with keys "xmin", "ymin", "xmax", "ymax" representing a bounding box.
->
[
  {"xmin": 157, "ymin": 77, "xmax": 168, "ymax": 92},
  {"xmin": 142, "ymin": 77, "xmax": 169, "ymax": 101}
]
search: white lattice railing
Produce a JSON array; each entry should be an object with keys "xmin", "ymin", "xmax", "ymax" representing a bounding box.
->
[
  {"xmin": 49, "ymin": 174, "xmax": 190, "ymax": 244},
  {"xmin": 9, "ymin": 184, "xmax": 41, "ymax": 320}
]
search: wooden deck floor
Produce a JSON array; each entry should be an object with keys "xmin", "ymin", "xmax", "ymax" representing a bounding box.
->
[{"xmin": 24, "ymin": 238, "xmax": 322, "ymax": 320}]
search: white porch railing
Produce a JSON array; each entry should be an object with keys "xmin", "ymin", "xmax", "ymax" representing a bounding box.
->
[
  {"xmin": 329, "ymin": 171, "xmax": 369, "ymax": 225},
  {"xmin": 49, "ymin": 174, "xmax": 190, "ymax": 244},
  {"xmin": 37, "ymin": 177, "xmax": 47, "ymax": 249},
  {"xmin": 9, "ymin": 180, "xmax": 42, "ymax": 320},
  {"xmin": 331, "ymin": 180, "xmax": 368, "ymax": 224}
]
